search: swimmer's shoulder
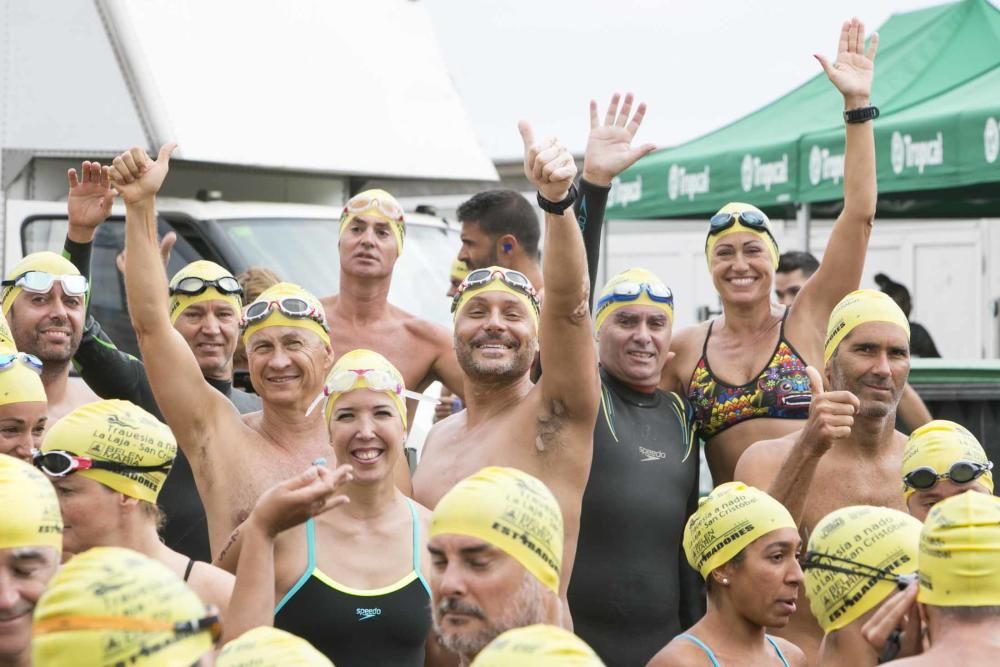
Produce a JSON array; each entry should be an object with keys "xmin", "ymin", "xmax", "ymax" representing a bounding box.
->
[
  {"xmin": 661, "ymin": 321, "xmax": 711, "ymax": 392},
  {"xmin": 644, "ymin": 635, "xmax": 706, "ymax": 667},
  {"xmin": 392, "ymin": 304, "xmax": 452, "ymax": 343},
  {"xmin": 733, "ymin": 430, "xmax": 798, "ymax": 486},
  {"xmin": 771, "ymin": 636, "xmax": 807, "ymax": 667}
]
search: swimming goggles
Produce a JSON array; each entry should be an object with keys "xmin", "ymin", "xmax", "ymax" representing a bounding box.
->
[
  {"xmin": 242, "ymin": 297, "xmax": 329, "ymax": 332},
  {"xmin": 343, "ymin": 192, "xmax": 405, "ymax": 223},
  {"xmin": 32, "ymin": 450, "xmax": 173, "ymax": 479},
  {"xmin": 306, "ymin": 368, "xmax": 432, "ymax": 416},
  {"xmin": 450, "ymin": 268, "xmax": 540, "ymax": 315},
  {"xmin": 33, "ymin": 610, "xmax": 221, "ymax": 643},
  {"xmin": 169, "ymin": 276, "xmax": 243, "ymax": 298},
  {"xmin": 1, "ymin": 271, "xmax": 88, "ymax": 296},
  {"xmin": 0, "ymin": 352, "xmax": 43, "ymax": 374},
  {"xmin": 595, "ymin": 281, "xmax": 673, "ymax": 313},
  {"xmin": 800, "ymin": 551, "xmax": 918, "ymax": 591},
  {"xmin": 903, "ymin": 460, "xmax": 993, "ymax": 492}
]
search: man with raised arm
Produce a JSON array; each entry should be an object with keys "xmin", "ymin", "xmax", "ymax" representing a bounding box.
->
[
  {"xmin": 109, "ymin": 144, "xmax": 335, "ymax": 556},
  {"xmin": 413, "ymin": 121, "xmax": 601, "ymax": 599}
]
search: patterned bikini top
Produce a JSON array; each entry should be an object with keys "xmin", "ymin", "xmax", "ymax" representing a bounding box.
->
[{"xmin": 687, "ymin": 310, "xmax": 812, "ymax": 440}]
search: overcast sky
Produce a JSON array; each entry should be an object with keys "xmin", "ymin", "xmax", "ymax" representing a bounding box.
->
[{"xmin": 424, "ymin": 0, "xmax": 975, "ymax": 160}]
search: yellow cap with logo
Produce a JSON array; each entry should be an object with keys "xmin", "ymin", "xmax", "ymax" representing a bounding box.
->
[
  {"xmin": 450, "ymin": 258, "xmax": 469, "ymax": 282},
  {"xmin": 0, "ymin": 453, "xmax": 62, "ymax": 553},
  {"xmin": 168, "ymin": 260, "xmax": 242, "ymax": 324},
  {"xmin": 594, "ymin": 267, "xmax": 673, "ymax": 333},
  {"xmin": 705, "ymin": 203, "xmax": 779, "ymax": 269},
  {"xmin": 824, "ymin": 289, "xmax": 910, "ymax": 363},
  {"xmin": 919, "ymin": 490, "xmax": 1000, "ymax": 607},
  {"xmin": 40, "ymin": 400, "xmax": 176, "ymax": 504},
  {"xmin": 902, "ymin": 420, "xmax": 993, "ymax": 500},
  {"xmin": 471, "ymin": 624, "xmax": 605, "ymax": 666},
  {"xmin": 242, "ymin": 282, "xmax": 330, "ymax": 346},
  {"xmin": 339, "ymin": 188, "xmax": 406, "ymax": 255},
  {"xmin": 319, "ymin": 349, "xmax": 407, "ymax": 428},
  {"xmin": 2, "ymin": 251, "xmax": 82, "ymax": 315},
  {"xmin": 683, "ymin": 481, "xmax": 796, "ymax": 580},
  {"xmin": 32, "ymin": 546, "xmax": 214, "ymax": 667},
  {"xmin": 804, "ymin": 505, "xmax": 922, "ymax": 633},
  {"xmin": 430, "ymin": 467, "xmax": 563, "ymax": 594},
  {"xmin": 217, "ymin": 627, "xmax": 334, "ymax": 667},
  {"xmin": 0, "ymin": 312, "xmax": 47, "ymax": 406}
]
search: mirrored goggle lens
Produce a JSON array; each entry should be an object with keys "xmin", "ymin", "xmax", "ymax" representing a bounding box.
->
[
  {"xmin": 280, "ymin": 297, "xmax": 309, "ymax": 315},
  {"xmin": 646, "ymin": 283, "xmax": 673, "ymax": 300},
  {"xmin": 503, "ymin": 271, "xmax": 530, "ymax": 289},
  {"xmin": 610, "ymin": 282, "xmax": 643, "ymax": 298},
  {"xmin": 215, "ymin": 277, "xmax": 242, "ymax": 293},
  {"xmin": 244, "ymin": 300, "xmax": 272, "ymax": 320},
  {"xmin": 0, "ymin": 353, "xmax": 42, "ymax": 371},
  {"xmin": 19, "ymin": 272, "xmax": 88, "ymax": 296},
  {"xmin": 708, "ymin": 213, "xmax": 734, "ymax": 231},
  {"xmin": 328, "ymin": 369, "xmax": 399, "ymax": 395},
  {"xmin": 464, "ymin": 269, "xmax": 496, "ymax": 286},
  {"xmin": 740, "ymin": 210, "xmax": 767, "ymax": 227}
]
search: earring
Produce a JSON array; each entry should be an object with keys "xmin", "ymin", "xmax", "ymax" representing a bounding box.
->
[{"xmin": 722, "ymin": 578, "xmax": 729, "ymax": 585}]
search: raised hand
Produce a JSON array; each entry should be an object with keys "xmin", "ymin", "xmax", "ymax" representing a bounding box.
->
[
  {"xmin": 108, "ymin": 144, "xmax": 176, "ymax": 205},
  {"xmin": 800, "ymin": 365, "xmax": 860, "ymax": 454},
  {"xmin": 115, "ymin": 231, "xmax": 177, "ymax": 276},
  {"xmin": 67, "ymin": 161, "xmax": 115, "ymax": 240},
  {"xmin": 861, "ymin": 583, "xmax": 923, "ymax": 661},
  {"xmin": 815, "ymin": 17, "xmax": 879, "ymax": 107},
  {"xmin": 249, "ymin": 462, "xmax": 353, "ymax": 539},
  {"xmin": 518, "ymin": 121, "xmax": 578, "ymax": 203},
  {"xmin": 582, "ymin": 93, "xmax": 656, "ymax": 187}
]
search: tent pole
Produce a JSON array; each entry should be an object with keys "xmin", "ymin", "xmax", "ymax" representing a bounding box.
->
[{"xmin": 796, "ymin": 202, "xmax": 812, "ymax": 253}]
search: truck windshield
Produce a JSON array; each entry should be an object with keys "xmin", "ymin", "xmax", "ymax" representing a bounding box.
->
[{"xmin": 219, "ymin": 218, "xmax": 458, "ymax": 326}]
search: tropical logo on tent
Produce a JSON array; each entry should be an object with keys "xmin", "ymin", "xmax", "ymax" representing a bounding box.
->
[
  {"xmin": 890, "ymin": 131, "xmax": 944, "ymax": 175},
  {"xmin": 808, "ymin": 145, "xmax": 844, "ymax": 186},
  {"xmin": 985, "ymin": 117, "xmax": 999, "ymax": 165},
  {"xmin": 609, "ymin": 175, "xmax": 643, "ymax": 208},
  {"xmin": 667, "ymin": 164, "xmax": 711, "ymax": 201},
  {"xmin": 740, "ymin": 153, "xmax": 789, "ymax": 193}
]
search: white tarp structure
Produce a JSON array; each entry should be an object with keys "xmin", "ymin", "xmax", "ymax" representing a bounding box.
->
[{"xmin": 0, "ymin": 0, "xmax": 498, "ymax": 181}]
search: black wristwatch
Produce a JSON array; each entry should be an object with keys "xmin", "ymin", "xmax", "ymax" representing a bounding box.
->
[
  {"xmin": 536, "ymin": 183, "xmax": 579, "ymax": 215},
  {"xmin": 844, "ymin": 105, "xmax": 880, "ymax": 124}
]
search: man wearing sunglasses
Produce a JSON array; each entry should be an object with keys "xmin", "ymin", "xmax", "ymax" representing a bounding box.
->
[
  {"xmin": 413, "ymin": 120, "xmax": 600, "ymax": 605},
  {"xmin": 110, "ymin": 144, "xmax": 336, "ymax": 558},
  {"xmin": 735, "ymin": 289, "xmax": 914, "ymax": 662},
  {"xmin": 0, "ymin": 252, "xmax": 99, "ymax": 423}
]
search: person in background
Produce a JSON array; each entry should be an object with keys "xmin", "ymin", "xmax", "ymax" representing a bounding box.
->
[
  {"xmin": 471, "ymin": 624, "xmax": 605, "ymax": 666},
  {"xmin": 874, "ymin": 273, "xmax": 940, "ymax": 358},
  {"xmin": 775, "ymin": 251, "xmax": 820, "ymax": 307},
  {"xmin": 233, "ymin": 266, "xmax": 282, "ymax": 382}
]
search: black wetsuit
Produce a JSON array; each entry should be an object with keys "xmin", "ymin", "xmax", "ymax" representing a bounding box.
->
[
  {"xmin": 63, "ymin": 238, "xmax": 261, "ymax": 561},
  {"xmin": 567, "ymin": 368, "xmax": 704, "ymax": 667}
]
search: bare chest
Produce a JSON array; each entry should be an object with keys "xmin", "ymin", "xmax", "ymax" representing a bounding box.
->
[
  {"xmin": 327, "ymin": 321, "xmax": 435, "ymax": 390},
  {"xmin": 800, "ymin": 455, "xmax": 907, "ymax": 535}
]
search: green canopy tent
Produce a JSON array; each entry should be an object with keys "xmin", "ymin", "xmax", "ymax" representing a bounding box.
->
[{"xmin": 608, "ymin": 0, "xmax": 1000, "ymax": 220}]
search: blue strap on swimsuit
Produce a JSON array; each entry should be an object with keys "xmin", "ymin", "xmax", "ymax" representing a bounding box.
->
[{"xmin": 676, "ymin": 633, "xmax": 790, "ymax": 666}]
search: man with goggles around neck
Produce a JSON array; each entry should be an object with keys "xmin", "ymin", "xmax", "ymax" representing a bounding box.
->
[
  {"xmin": 736, "ymin": 289, "xmax": 914, "ymax": 663},
  {"xmin": 661, "ymin": 18, "xmax": 880, "ymax": 487},
  {"xmin": 109, "ymin": 144, "xmax": 336, "ymax": 559},
  {"xmin": 412, "ymin": 119, "xmax": 601, "ymax": 609},
  {"xmin": 318, "ymin": 186, "xmax": 465, "ymax": 491},
  {"xmin": 58, "ymin": 160, "xmax": 260, "ymax": 563},
  {"xmin": 900, "ymin": 419, "xmax": 994, "ymax": 521},
  {"xmin": 567, "ymin": 268, "xmax": 703, "ymax": 667},
  {"xmin": 0, "ymin": 249, "xmax": 99, "ymax": 423}
]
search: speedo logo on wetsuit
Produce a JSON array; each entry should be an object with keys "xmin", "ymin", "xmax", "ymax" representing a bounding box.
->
[
  {"xmin": 698, "ymin": 523, "xmax": 755, "ymax": 566},
  {"xmin": 639, "ymin": 446, "xmax": 666, "ymax": 462},
  {"xmin": 356, "ymin": 607, "xmax": 382, "ymax": 621}
]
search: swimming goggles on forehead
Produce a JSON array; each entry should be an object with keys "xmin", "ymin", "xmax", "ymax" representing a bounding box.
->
[
  {"xmin": 343, "ymin": 193, "xmax": 405, "ymax": 222},
  {"xmin": 903, "ymin": 460, "xmax": 993, "ymax": 491},
  {"xmin": 169, "ymin": 276, "xmax": 243, "ymax": 298},
  {"xmin": 1, "ymin": 271, "xmax": 88, "ymax": 296},
  {"xmin": 800, "ymin": 551, "xmax": 918, "ymax": 591},
  {"xmin": 708, "ymin": 210, "xmax": 773, "ymax": 236},
  {"xmin": 32, "ymin": 450, "xmax": 173, "ymax": 479},
  {"xmin": 33, "ymin": 610, "xmax": 222, "ymax": 644},
  {"xmin": 0, "ymin": 352, "xmax": 43, "ymax": 374},
  {"xmin": 305, "ymin": 368, "xmax": 434, "ymax": 416},
  {"xmin": 242, "ymin": 297, "xmax": 329, "ymax": 332},
  {"xmin": 450, "ymin": 267, "xmax": 540, "ymax": 315},
  {"xmin": 595, "ymin": 281, "xmax": 673, "ymax": 313}
]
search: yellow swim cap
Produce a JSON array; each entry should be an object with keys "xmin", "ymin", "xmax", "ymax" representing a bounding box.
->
[
  {"xmin": 471, "ymin": 624, "xmax": 605, "ymax": 666},
  {"xmin": 168, "ymin": 260, "xmax": 242, "ymax": 325},
  {"xmin": 2, "ymin": 251, "xmax": 82, "ymax": 315},
  {"xmin": 0, "ymin": 454, "xmax": 62, "ymax": 553},
  {"xmin": 705, "ymin": 203, "xmax": 779, "ymax": 269},
  {"xmin": 452, "ymin": 266, "xmax": 540, "ymax": 331},
  {"xmin": 33, "ymin": 546, "xmax": 213, "ymax": 667},
  {"xmin": 0, "ymin": 313, "xmax": 47, "ymax": 407},
  {"xmin": 339, "ymin": 188, "xmax": 406, "ymax": 256},
  {"xmin": 450, "ymin": 258, "xmax": 469, "ymax": 282},
  {"xmin": 242, "ymin": 282, "xmax": 330, "ymax": 346},
  {"xmin": 217, "ymin": 627, "xmax": 333, "ymax": 667},
  {"xmin": 318, "ymin": 349, "xmax": 407, "ymax": 427},
  {"xmin": 824, "ymin": 289, "xmax": 910, "ymax": 363},
  {"xmin": 919, "ymin": 491, "xmax": 1000, "ymax": 607},
  {"xmin": 430, "ymin": 467, "xmax": 563, "ymax": 594},
  {"xmin": 593, "ymin": 267, "xmax": 673, "ymax": 334},
  {"xmin": 902, "ymin": 420, "xmax": 993, "ymax": 500},
  {"xmin": 804, "ymin": 506, "xmax": 921, "ymax": 633},
  {"xmin": 683, "ymin": 481, "xmax": 796, "ymax": 580},
  {"xmin": 40, "ymin": 400, "xmax": 176, "ymax": 504}
]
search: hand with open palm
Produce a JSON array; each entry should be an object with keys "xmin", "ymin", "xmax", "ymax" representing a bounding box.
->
[
  {"xmin": 816, "ymin": 17, "xmax": 879, "ymax": 108},
  {"xmin": 582, "ymin": 93, "xmax": 656, "ymax": 187},
  {"xmin": 67, "ymin": 161, "xmax": 115, "ymax": 242}
]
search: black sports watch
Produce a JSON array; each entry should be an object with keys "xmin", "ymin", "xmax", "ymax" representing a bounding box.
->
[
  {"xmin": 844, "ymin": 105, "xmax": 880, "ymax": 124},
  {"xmin": 536, "ymin": 183, "xmax": 579, "ymax": 215}
]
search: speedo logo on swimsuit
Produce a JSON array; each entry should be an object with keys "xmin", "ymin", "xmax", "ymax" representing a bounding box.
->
[
  {"xmin": 356, "ymin": 607, "xmax": 382, "ymax": 621},
  {"xmin": 639, "ymin": 446, "xmax": 666, "ymax": 462}
]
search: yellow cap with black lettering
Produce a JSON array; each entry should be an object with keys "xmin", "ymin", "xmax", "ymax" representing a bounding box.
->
[
  {"xmin": 824, "ymin": 289, "xmax": 910, "ymax": 363},
  {"xmin": 471, "ymin": 624, "xmax": 605, "ymax": 666},
  {"xmin": 217, "ymin": 627, "xmax": 334, "ymax": 667},
  {"xmin": 902, "ymin": 420, "xmax": 993, "ymax": 500},
  {"xmin": 0, "ymin": 453, "xmax": 62, "ymax": 553}
]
